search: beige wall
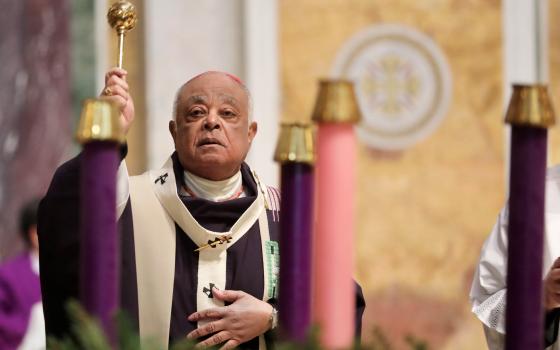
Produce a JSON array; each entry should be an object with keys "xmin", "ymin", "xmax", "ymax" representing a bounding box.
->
[
  {"xmin": 281, "ymin": 1, "xmax": 503, "ymax": 348},
  {"xmin": 549, "ymin": 0, "xmax": 560, "ymax": 165}
]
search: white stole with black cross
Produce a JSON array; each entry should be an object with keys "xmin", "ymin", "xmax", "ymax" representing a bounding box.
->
[{"xmin": 128, "ymin": 157, "xmax": 278, "ymax": 349}]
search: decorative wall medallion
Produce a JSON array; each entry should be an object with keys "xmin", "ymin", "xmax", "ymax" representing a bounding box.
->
[{"xmin": 332, "ymin": 24, "xmax": 452, "ymax": 151}]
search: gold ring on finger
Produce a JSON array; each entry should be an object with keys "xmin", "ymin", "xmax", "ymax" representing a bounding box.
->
[{"xmin": 103, "ymin": 87, "xmax": 112, "ymax": 96}]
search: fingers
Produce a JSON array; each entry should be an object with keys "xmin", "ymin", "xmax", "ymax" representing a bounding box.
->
[
  {"xmin": 553, "ymin": 257, "xmax": 560, "ymax": 269},
  {"xmin": 547, "ymin": 269, "xmax": 560, "ymax": 290},
  {"xmin": 105, "ymin": 67, "xmax": 128, "ymax": 84},
  {"xmin": 101, "ymin": 95, "xmax": 127, "ymax": 110},
  {"xmin": 213, "ymin": 289, "xmax": 244, "ymax": 303},
  {"xmin": 195, "ymin": 330, "xmax": 232, "ymax": 349},
  {"xmin": 187, "ymin": 320, "xmax": 225, "ymax": 340},
  {"xmin": 100, "ymin": 76, "xmax": 130, "ymax": 110},
  {"xmin": 106, "ymin": 74, "xmax": 130, "ymax": 92},
  {"xmin": 550, "ymin": 269, "xmax": 560, "ymax": 281},
  {"xmin": 546, "ymin": 285, "xmax": 560, "ymax": 310},
  {"xmin": 101, "ymin": 75, "xmax": 129, "ymax": 97},
  {"xmin": 219, "ymin": 339, "xmax": 240, "ymax": 350},
  {"xmin": 545, "ymin": 269, "xmax": 560, "ymax": 306},
  {"xmin": 102, "ymin": 68, "xmax": 129, "ymax": 99},
  {"xmin": 188, "ymin": 307, "xmax": 227, "ymax": 322},
  {"xmin": 103, "ymin": 84, "xmax": 129, "ymax": 100}
]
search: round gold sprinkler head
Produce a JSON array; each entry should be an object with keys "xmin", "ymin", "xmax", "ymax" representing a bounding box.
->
[{"xmin": 107, "ymin": 1, "xmax": 137, "ymax": 35}]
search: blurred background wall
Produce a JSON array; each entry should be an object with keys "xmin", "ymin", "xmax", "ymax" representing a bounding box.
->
[
  {"xmin": 4, "ymin": 0, "xmax": 560, "ymax": 348},
  {"xmin": 281, "ymin": 1, "xmax": 502, "ymax": 348},
  {"xmin": 0, "ymin": 0, "xmax": 73, "ymax": 258}
]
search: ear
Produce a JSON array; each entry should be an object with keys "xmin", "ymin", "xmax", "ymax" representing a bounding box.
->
[
  {"xmin": 248, "ymin": 121, "xmax": 257, "ymax": 143},
  {"xmin": 28, "ymin": 225, "xmax": 39, "ymax": 251},
  {"xmin": 169, "ymin": 120, "xmax": 177, "ymax": 143}
]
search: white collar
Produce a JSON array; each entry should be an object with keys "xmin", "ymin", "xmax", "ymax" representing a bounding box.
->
[{"xmin": 183, "ymin": 170, "xmax": 243, "ymax": 201}]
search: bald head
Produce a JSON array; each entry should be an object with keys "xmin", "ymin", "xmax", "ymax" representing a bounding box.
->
[{"xmin": 169, "ymin": 71, "xmax": 258, "ymax": 180}]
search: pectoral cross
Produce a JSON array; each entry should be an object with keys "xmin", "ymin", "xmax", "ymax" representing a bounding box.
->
[
  {"xmin": 203, "ymin": 283, "xmax": 217, "ymax": 298},
  {"xmin": 155, "ymin": 173, "xmax": 168, "ymax": 185},
  {"xmin": 194, "ymin": 235, "xmax": 232, "ymax": 252}
]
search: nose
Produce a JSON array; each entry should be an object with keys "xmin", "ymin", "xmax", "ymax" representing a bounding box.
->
[{"xmin": 203, "ymin": 111, "xmax": 220, "ymax": 131}]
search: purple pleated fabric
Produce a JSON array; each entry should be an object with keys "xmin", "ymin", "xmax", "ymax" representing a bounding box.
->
[
  {"xmin": 278, "ymin": 163, "xmax": 314, "ymax": 342},
  {"xmin": 505, "ymin": 126, "xmax": 548, "ymax": 350},
  {"xmin": 80, "ymin": 141, "xmax": 120, "ymax": 345},
  {"xmin": 0, "ymin": 252, "xmax": 42, "ymax": 350}
]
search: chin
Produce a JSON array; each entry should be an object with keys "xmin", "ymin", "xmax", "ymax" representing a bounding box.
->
[{"xmin": 197, "ymin": 154, "xmax": 227, "ymax": 165}]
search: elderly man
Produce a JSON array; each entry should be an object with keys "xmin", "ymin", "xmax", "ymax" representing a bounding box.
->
[{"xmin": 39, "ymin": 69, "xmax": 365, "ymax": 349}]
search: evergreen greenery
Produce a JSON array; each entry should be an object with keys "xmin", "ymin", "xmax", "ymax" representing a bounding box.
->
[{"xmin": 47, "ymin": 302, "xmax": 428, "ymax": 350}]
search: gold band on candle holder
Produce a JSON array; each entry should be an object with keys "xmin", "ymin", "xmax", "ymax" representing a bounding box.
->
[
  {"xmin": 76, "ymin": 99, "xmax": 125, "ymax": 144},
  {"xmin": 274, "ymin": 123, "xmax": 315, "ymax": 164},
  {"xmin": 311, "ymin": 79, "xmax": 362, "ymax": 124},
  {"xmin": 505, "ymin": 84, "xmax": 555, "ymax": 128}
]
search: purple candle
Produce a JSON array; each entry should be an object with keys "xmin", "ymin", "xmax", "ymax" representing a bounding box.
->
[
  {"xmin": 80, "ymin": 141, "xmax": 120, "ymax": 342},
  {"xmin": 504, "ymin": 85, "xmax": 555, "ymax": 350},
  {"xmin": 278, "ymin": 163, "xmax": 313, "ymax": 341},
  {"xmin": 76, "ymin": 99, "xmax": 124, "ymax": 346},
  {"xmin": 505, "ymin": 126, "xmax": 547, "ymax": 350},
  {"xmin": 274, "ymin": 124, "xmax": 315, "ymax": 342}
]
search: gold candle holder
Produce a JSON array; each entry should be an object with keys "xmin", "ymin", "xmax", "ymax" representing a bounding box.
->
[
  {"xmin": 274, "ymin": 123, "xmax": 315, "ymax": 164},
  {"xmin": 107, "ymin": 1, "xmax": 137, "ymax": 69},
  {"xmin": 76, "ymin": 99, "xmax": 125, "ymax": 144},
  {"xmin": 505, "ymin": 84, "xmax": 555, "ymax": 128},
  {"xmin": 311, "ymin": 79, "xmax": 362, "ymax": 124}
]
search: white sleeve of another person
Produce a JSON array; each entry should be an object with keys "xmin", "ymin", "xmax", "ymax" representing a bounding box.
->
[
  {"xmin": 470, "ymin": 206, "xmax": 509, "ymax": 349},
  {"xmin": 17, "ymin": 302, "xmax": 45, "ymax": 350}
]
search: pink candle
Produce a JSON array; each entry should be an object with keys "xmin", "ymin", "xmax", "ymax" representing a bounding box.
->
[
  {"xmin": 313, "ymin": 124, "xmax": 356, "ymax": 348},
  {"xmin": 311, "ymin": 80, "xmax": 361, "ymax": 349}
]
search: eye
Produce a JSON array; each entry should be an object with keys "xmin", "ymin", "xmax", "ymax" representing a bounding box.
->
[
  {"xmin": 220, "ymin": 109, "xmax": 237, "ymax": 118},
  {"xmin": 187, "ymin": 107, "xmax": 206, "ymax": 119}
]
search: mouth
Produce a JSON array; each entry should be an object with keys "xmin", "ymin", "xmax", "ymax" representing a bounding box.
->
[{"xmin": 197, "ymin": 138, "xmax": 224, "ymax": 147}]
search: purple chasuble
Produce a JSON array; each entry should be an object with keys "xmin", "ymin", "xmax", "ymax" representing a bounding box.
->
[{"xmin": 168, "ymin": 155, "xmax": 279, "ymax": 349}]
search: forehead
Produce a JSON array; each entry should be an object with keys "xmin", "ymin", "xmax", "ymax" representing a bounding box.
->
[{"xmin": 179, "ymin": 73, "xmax": 248, "ymax": 106}]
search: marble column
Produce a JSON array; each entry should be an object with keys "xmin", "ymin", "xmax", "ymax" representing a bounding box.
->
[{"xmin": 0, "ymin": 0, "xmax": 71, "ymax": 259}]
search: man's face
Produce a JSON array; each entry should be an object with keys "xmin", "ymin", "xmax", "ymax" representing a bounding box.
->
[{"xmin": 169, "ymin": 72, "xmax": 257, "ymax": 180}]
